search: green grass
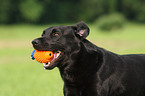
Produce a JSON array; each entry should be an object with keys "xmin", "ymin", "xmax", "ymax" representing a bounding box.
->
[
  {"xmin": 0, "ymin": 47, "xmax": 63, "ymax": 96},
  {"xmin": 89, "ymin": 23, "xmax": 145, "ymax": 54},
  {"xmin": 0, "ymin": 23, "xmax": 145, "ymax": 96}
]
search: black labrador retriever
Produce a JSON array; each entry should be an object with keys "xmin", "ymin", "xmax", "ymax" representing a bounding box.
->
[{"xmin": 32, "ymin": 21, "xmax": 145, "ymax": 96}]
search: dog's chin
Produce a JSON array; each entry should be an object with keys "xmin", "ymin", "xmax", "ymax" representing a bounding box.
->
[{"xmin": 43, "ymin": 51, "xmax": 63, "ymax": 70}]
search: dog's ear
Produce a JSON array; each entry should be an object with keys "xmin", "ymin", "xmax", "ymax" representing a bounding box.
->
[{"xmin": 73, "ymin": 21, "xmax": 90, "ymax": 39}]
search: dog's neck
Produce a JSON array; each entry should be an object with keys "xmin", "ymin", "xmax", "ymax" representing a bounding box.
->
[{"xmin": 58, "ymin": 39, "xmax": 103, "ymax": 84}]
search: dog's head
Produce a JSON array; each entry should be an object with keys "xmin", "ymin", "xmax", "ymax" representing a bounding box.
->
[{"xmin": 32, "ymin": 21, "xmax": 89, "ymax": 69}]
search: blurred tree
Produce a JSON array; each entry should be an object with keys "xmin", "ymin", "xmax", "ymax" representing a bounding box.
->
[
  {"xmin": 19, "ymin": 0, "xmax": 43, "ymax": 23},
  {"xmin": 121, "ymin": 0, "xmax": 145, "ymax": 22},
  {"xmin": 39, "ymin": 0, "xmax": 81, "ymax": 23},
  {"xmin": 108, "ymin": 0, "xmax": 117, "ymax": 13},
  {"xmin": 78, "ymin": 0, "xmax": 105, "ymax": 22},
  {"xmin": 0, "ymin": 0, "xmax": 21, "ymax": 24},
  {"xmin": 0, "ymin": 0, "xmax": 12, "ymax": 23},
  {"xmin": 95, "ymin": 13, "xmax": 126, "ymax": 31},
  {"xmin": 0, "ymin": 0, "xmax": 145, "ymax": 24}
]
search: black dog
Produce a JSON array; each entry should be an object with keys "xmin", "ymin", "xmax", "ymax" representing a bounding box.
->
[{"xmin": 32, "ymin": 21, "xmax": 145, "ymax": 96}]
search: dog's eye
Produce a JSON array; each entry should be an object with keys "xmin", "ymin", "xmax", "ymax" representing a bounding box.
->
[
  {"xmin": 52, "ymin": 32, "xmax": 60, "ymax": 37},
  {"xmin": 53, "ymin": 33, "xmax": 59, "ymax": 36},
  {"xmin": 51, "ymin": 29, "xmax": 61, "ymax": 38}
]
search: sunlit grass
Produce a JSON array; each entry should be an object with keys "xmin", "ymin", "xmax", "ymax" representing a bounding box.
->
[
  {"xmin": 0, "ymin": 48, "xmax": 63, "ymax": 96},
  {"xmin": 88, "ymin": 22, "xmax": 145, "ymax": 54}
]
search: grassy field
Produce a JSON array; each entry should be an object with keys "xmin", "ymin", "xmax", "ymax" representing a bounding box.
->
[{"xmin": 0, "ymin": 23, "xmax": 145, "ymax": 96}]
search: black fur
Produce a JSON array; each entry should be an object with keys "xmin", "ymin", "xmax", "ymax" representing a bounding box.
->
[{"xmin": 32, "ymin": 21, "xmax": 145, "ymax": 96}]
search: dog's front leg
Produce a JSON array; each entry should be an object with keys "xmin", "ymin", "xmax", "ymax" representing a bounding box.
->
[{"xmin": 63, "ymin": 85, "xmax": 80, "ymax": 96}]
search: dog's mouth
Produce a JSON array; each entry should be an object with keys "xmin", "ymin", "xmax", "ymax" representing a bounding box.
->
[{"xmin": 43, "ymin": 51, "xmax": 62, "ymax": 69}]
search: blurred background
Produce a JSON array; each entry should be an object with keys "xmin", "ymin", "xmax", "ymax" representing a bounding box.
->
[
  {"xmin": 1, "ymin": 0, "xmax": 145, "ymax": 24},
  {"xmin": 0, "ymin": 0, "xmax": 145, "ymax": 96}
]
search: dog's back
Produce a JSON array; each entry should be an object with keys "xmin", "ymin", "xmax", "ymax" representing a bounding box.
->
[
  {"xmin": 119, "ymin": 54, "xmax": 145, "ymax": 96},
  {"xmin": 78, "ymin": 39, "xmax": 145, "ymax": 96}
]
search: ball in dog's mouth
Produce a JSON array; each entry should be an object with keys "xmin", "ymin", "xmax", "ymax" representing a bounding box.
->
[{"xmin": 43, "ymin": 51, "xmax": 62, "ymax": 69}]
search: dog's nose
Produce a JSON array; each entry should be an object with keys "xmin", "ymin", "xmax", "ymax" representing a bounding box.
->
[{"xmin": 32, "ymin": 39, "xmax": 39, "ymax": 46}]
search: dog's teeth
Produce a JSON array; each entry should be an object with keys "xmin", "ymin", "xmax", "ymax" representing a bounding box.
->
[
  {"xmin": 56, "ymin": 53, "xmax": 61, "ymax": 58},
  {"xmin": 56, "ymin": 54, "xmax": 59, "ymax": 58},
  {"xmin": 43, "ymin": 63, "xmax": 49, "ymax": 66},
  {"xmin": 55, "ymin": 51, "xmax": 61, "ymax": 58},
  {"xmin": 42, "ymin": 51, "xmax": 62, "ymax": 69},
  {"xmin": 48, "ymin": 62, "xmax": 51, "ymax": 65}
]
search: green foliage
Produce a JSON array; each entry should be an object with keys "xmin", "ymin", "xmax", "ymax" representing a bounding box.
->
[
  {"xmin": 0, "ymin": 0, "xmax": 145, "ymax": 24},
  {"xmin": 136, "ymin": 6, "xmax": 145, "ymax": 22},
  {"xmin": 95, "ymin": 13, "xmax": 126, "ymax": 31},
  {"xmin": 121, "ymin": 0, "xmax": 145, "ymax": 22},
  {"xmin": 19, "ymin": 0, "xmax": 43, "ymax": 23},
  {"xmin": 78, "ymin": 0, "xmax": 104, "ymax": 22},
  {"xmin": 0, "ymin": 0, "xmax": 12, "ymax": 23}
]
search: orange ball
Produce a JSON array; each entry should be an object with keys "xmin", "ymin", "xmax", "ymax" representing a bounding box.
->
[{"xmin": 34, "ymin": 50, "xmax": 54, "ymax": 63}]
